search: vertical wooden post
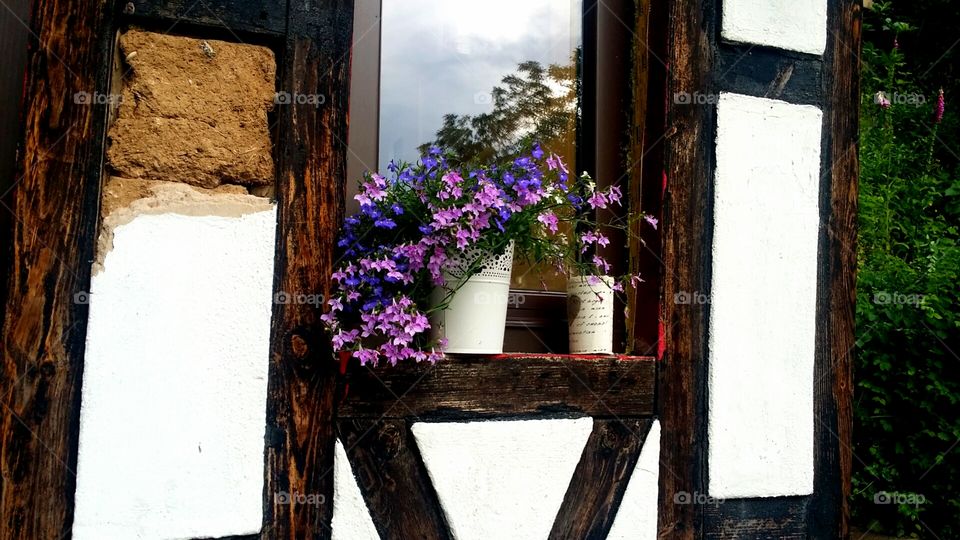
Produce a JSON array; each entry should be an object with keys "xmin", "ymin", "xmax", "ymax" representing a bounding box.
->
[
  {"xmin": 0, "ymin": 0, "xmax": 112, "ymax": 537},
  {"xmin": 262, "ymin": 0, "xmax": 354, "ymax": 537},
  {"xmin": 657, "ymin": 0, "xmax": 714, "ymax": 536},
  {"xmin": 811, "ymin": 0, "xmax": 860, "ymax": 537}
]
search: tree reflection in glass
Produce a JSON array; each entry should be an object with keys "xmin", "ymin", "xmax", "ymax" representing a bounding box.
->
[{"xmin": 380, "ymin": 0, "xmax": 582, "ymax": 290}]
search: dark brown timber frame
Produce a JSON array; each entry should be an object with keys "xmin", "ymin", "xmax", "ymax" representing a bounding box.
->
[
  {"xmin": 262, "ymin": 0, "xmax": 354, "ymax": 538},
  {"xmin": 657, "ymin": 0, "xmax": 860, "ymax": 538},
  {"xmin": 0, "ymin": 0, "xmax": 112, "ymax": 536},
  {"xmin": 0, "ymin": 0, "xmax": 356, "ymax": 537},
  {"xmin": 0, "ymin": 0, "xmax": 858, "ymax": 538}
]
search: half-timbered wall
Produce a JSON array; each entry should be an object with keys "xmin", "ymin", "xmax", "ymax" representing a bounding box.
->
[
  {"xmin": 660, "ymin": 0, "xmax": 858, "ymax": 537},
  {"xmin": 0, "ymin": 0, "xmax": 857, "ymax": 538}
]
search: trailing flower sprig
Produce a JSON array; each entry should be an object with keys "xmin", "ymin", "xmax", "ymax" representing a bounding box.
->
[{"xmin": 322, "ymin": 144, "xmax": 655, "ymax": 366}]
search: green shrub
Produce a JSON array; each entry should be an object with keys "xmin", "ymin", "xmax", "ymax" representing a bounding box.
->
[{"xmin": 853, "ymin": 3, "xmax": 960, "ymax": 537}]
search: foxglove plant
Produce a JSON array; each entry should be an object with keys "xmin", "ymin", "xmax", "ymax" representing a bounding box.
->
[{"xmin": 323, "ymin": 144, "xmax": 652, "ymax": 366}]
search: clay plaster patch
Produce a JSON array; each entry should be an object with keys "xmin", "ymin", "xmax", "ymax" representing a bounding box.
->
[{"xmin": 95, "ymin": 177, "xmax": 274, "ymax": 274}]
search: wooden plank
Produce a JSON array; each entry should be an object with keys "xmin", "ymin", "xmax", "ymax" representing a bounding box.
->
[
  {"xmin": 338, "ymin": 419, "xmax": 451, "ymax": 539},
  {"xmin": 809, "ymin": 0, "xmax": 860, "ymax": 537},
  {"xmin": 0, "ymin": 0, "xmax": 112, "ymax": 537},
  {"xmin": 260, "ymin": 1, "xmax": 354, "ymax": 538},
  {"xmin": 339, "ymin": 357, "xmax": 656, "ymax": 419},
  {"xmin": 548, "ymin": 419, "xmax": 653, "ymax": 540},
  {"xmin": 656, "ymin": 0, "xmax": 715, "ymax": 535},
  {"xmin": 704, "ymin": 496, "xmax": 809, "ymax": 539},
  {"xmin": 124, "ymin": 0, "xmax": 286, "ymax": 36},
  {"xmin": 714, "ymin": 45, "xmax": 823, "ymax": 105}
]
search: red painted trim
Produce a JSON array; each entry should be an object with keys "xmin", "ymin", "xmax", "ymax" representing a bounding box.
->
[{"xmin": 485, "ymin": 353, "xmax": 656, "ymax": 362}]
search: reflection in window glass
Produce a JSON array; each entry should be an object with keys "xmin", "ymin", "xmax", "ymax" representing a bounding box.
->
[{"xmin": 379, "ymin": 0, "xmax": 582, "ymax": 290}]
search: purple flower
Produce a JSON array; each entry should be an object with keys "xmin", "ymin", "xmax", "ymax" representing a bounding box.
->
[
  {"xmin": 432, "ymin": 208, "xmax": 462, "ymax": 228},
  {"xmin": 546, "ymin": 154, "xmax": 568, "ymax": 174},
  {"xmin": 587, "ymin": 190, "xmax": 608, "ymax": 209},
  {"xmin": 607, "ymin": 185, "xmax": 623, "ymax": 205},
  {"xmin": 375, "ymin": 217, "xmax": 397, "ymax": 229},
  {"xmin": 353, "ymin": 348, "xmax": 379, "ymax": 365},
  {"xmin": 580, "ymin": 231, "xmax": 598, "ymax": 252},
  {"xmin": 593, "ymin": 255, "xmax": 611, "ymax": 273},
  {"xmin": 331, "ymin": 329, "xmax": 359, "ymax": 351},
  {"xmin": 644, "ymin": 215, "xmax": 659, "ymax": 229},
  {"xmin": 537, "ymin": 212, "xmax": 559, "ymax": 233},
  {"xmin": 454, "ymin": 227, "xmax": 472, "ymax": 249}
]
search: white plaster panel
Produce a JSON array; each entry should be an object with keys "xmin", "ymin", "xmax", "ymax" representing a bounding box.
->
[
  {"xmin": 709, "ymin": 93, "xmax": 821, "ymax": 498},
  {"xmin": 412, "ymin": 417, "xmax": 591, "ymax": 540},
  {"xmin": 332, "ymin": 440, "xmax": 380, "ymax": 540},
  {"xmin": 607, "ymin": 419, "xmax": 661, "ymax": 540},
  {"xmin": 73, "ymin": 208, "xmax": 277, "ymax": 539},
  {"xmin": 721, "ymin": 0, "xmax": 827, "ymax": 55}
]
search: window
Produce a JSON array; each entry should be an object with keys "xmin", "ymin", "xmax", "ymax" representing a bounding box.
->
[{"xmin": 346, "ymin": 0, "xmax": 654, "ymax": 354}]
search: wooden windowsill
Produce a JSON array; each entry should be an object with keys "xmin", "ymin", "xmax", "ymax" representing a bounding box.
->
[
  {"xmin": 482, "ymin": 352, "xmax": 655, "ymax": 362},
  {"xmin": 338, "ymin": 354, "xmax": 656, "ymax": 420}
]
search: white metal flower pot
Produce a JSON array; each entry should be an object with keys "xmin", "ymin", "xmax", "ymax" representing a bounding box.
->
[
  {"xmin": 430, "ymin": 242, "xmax": 514, "ymax": 354},
  {"xmin": 567, "ymin": 275, "xmax": 614, "ymax": 354}
]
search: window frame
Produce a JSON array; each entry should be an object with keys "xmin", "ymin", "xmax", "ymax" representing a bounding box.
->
[{"xmin": 345, "ymin": 0, "xmax": 662, "ymax": 355}]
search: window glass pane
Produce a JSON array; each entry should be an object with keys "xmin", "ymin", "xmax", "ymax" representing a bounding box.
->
[{"xmin": 379, "ymin": 0, "xmax": 582, "ymax": 290}]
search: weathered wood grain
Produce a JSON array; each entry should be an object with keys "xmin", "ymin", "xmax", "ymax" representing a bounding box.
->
[
  {"xmin": 549, "ymin": 419, "xmax": 653, "ymax": 539},
  {"xmin": 338, "ymin": 419, "xmax": 451, "ymax": 539},
  {"xmin": 704, "ymin": 496, "xmax": 809, "ymax": 539},
  {"xmin": 261, "ymin": 1, "xmax": 354, "ymax": 538},
  {"xmin": 125, "ymin": 0, "xmax": 286, "ymax": 36},
  {"xmin": 810, "ymin": 0, "xmax": 860, "ymax": 537},
  {"xmin": 0, "ymin": 0, "xmax": 112, "ymax": 537},
  {"xmin": 715, "ymin": 45, "xmax": 823, "ymax": 105},
  {"xmin": 338, "ymin": 356, "xmax": 656, "ymax": 420},
  {"xmin": 657, "ymin": 0, "xmax": 714, "ymax": 536}
]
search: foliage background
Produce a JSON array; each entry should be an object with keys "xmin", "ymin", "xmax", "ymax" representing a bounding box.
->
[{"xmin": 853, "ymin": 1, "xmax": 960, "ymax": 537}]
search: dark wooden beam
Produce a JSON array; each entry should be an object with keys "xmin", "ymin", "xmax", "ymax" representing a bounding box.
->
[
  {"xmin": 338, "ymin": 419, "xmax": 451, "ymax": 539},
  {"xmin": 657, "ymin": 0, "xmax": 715, "ymax": 536},
  {"xmin": 715, "ymin": 45, "xmax": 824, "ymax": 105},
  {"xmin": 704, "ymin": 496, "xmax": 809, "ymax": 539},
  {"xmin": 261, "ymin": 0, "xmax": 354, "ymax": 538},
  {"xmin": 549, "ymin": 419, "xmax": 653, "ymax": 539},
  {"xmin": 338, "ymin": 356, "xmax": 656, "ymax": 420},
  {"xmin": 809, "ymin": 0, "xmax": 860, "ymax": 537},
  {"xmin": 123, "ymin": 0, "xmax": 286, "ymax": 36},
  {"xmin": 0, "ymin": 0, "xmax": 113, "ymax": 537}
]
